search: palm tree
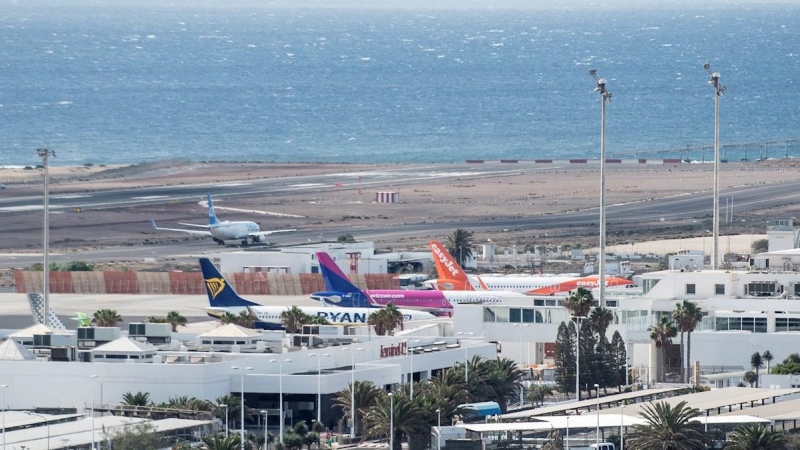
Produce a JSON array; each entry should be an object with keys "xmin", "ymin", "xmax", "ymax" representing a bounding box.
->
[
  {"xmin": 217, "ymin": 311, "xmax": 240, "ymax": 326},
  {"xmin": 384, "ymin": 303, "xmax": 404, "ymax": 332},
  {"xmin": 743, "ymin": 370, "xmax": 758, "ymax": 387},
  {"xmin": 333, "ymin": 380, "xmax": 381, "ymax": 436},
  {"xmin": 201, "ymin": 433, "xmax": 241, "ymax": 450},
  {"xmin": 762, "ymin": 350, "xmax": 773, "ymax": 374},
  {"xmin": 280, "ymin": 306, "xmax": 306, "ymax": 333},
  {"xmin": 121, "ymin": 391, "xmax": 151, "ymax": 406},
  {"xmin": 563, "ymin": 288, "xmax": 595, "ymax": 319},
  {"xmin": 750, "ymin": 352, "xmax": 763, "ymax": 388},
  {"xmin": 92, "ymin": 309, "xmax": 123, "ymax": 327},
  {"xmin": 528, "ymin": 385, "xmax": 553, "ymax": 407},
  {"xmin": 368, "ymin": 309, "xmax": 389, "ymax": 336},
  {"xmin": 673, "ymin": 300, "xmax": 703, "ymax": 383},
  {"xmin": 166, "ymin": 311, "xmax": 188, "ymax": 332},
  {"xmin": 214, "ymin": 395, "xmax": 241, "ymax": 432},
  {"xmin": 363, "ymin": 391, "xmax": 429, "ymax": 450},
  {"xmin": 487, "ymin": 357, "xmax": 526, "ymax": 412},
  {"xmin": 446, "ymin": 228, "xmax": 474, "ymax": 268},
  {"xmin": 671, "ymin": 302, "xmax": 687, "ymax": 381},
  {"xmin": 724, "ymin": 423, "xmax": 785, "ymax": 450},
  {"xmin": 627, "ymin": 401, "xmax": 709, "ymax": 450},
  {"xmin": 589, "ymin": 306, "xmax": 614, "ymax": 337},
  {"xmin": 648, "ymin": 316, "xmax": 677, "ymax": 382}
]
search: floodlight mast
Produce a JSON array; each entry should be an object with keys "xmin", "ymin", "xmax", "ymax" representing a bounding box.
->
[
  {"xmin": 704, "ymin": 63, "xmax": 725, "ymax": 270},
  {"xmin": 590, "ymin": 69, "xmax": 611, "ymax": 306}
]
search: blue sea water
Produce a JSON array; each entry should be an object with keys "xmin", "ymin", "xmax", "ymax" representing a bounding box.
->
[{"xmin": 1, "ymin": 4, "xmax": 799, "ymax": 166}]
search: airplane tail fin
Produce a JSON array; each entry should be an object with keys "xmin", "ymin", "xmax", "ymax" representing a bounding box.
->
[
  {"xmin": 207, "ymin": 193, "xmax": 221, "ymax": 226},
  {"xmin": 429, "ymin": 240, "xmax": 475, "ymax": 291},
  {"xmin": 316, "ymin": 252, "xmax": 367, "ymax": 295},
  {"xmin": 199, "ymin": 258, "xmax": 259, "ymax": 307}
]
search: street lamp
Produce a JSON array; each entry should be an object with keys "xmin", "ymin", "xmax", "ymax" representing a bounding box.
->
[
  {"xmin": 565, "ymin": 415, "xmax": 570, "ymax": 450},
  {"xmin": 269, "ymin": 358, "xmax": 291, "ymax": 443},
  {"xmin": 309, "ymin": 353, "xmax": 330, "ymax": 424},
  {"xmin": 436, "ymin": 408, "xmax": 441, "ymax": 450},
  {"xmin": 388, "ymin": 393, "xmax": 394, "ymax": 450},
  {"xmin": 620, "ymin": 403, "xmax": 625, "ymax": 450},
  {"xmin": 2, "ymin": 384, "xmax": 8, "ymax": 450},
  {"xmin": 37, "ymin": 148, "xmax": 55, "ymax": 326},
  {"xmin": 403, "ymin": 340, "xmax": 419, "ymax": 399},
  {"xmin": 342, "ymin": 347, "xmax": 363, "ymax": 438},
  {"xmin": 574, "ymin": 316, "xmax": 585, "ymax": 401},
  {"xmin": 26, "ymin": 411, "xmax": 50, "ymax": 450},
  {"xmin": 594, "ymin": 383, "xmax": 600, "ymax": 446},
  {"xmin": 220, "ymin": 404, "xmax": 229, "ymax": 438},
  {"xmin": 590, "ymin": 69, "xmax": 611, "ymax": 307},
  {"xmin": 704, "ymin": 63, "xmax": 725, "ymax": 270},
  {"xmin": 513, "ymin": 323, "xmax": 530, "ymax": 406},
  {"xmin": 90, "ymin": 375, "xmax": 98, "ymax": 450},
  {"xmin": 261, "ymin": 410, "xmax": 269, "ymax": 450},
  {"xmin": 232, "ymin": 365, "xmax": 253, "ymax": 450}
]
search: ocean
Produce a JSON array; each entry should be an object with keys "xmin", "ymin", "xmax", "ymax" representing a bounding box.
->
[{"xmin": 1, "ymin": 3, "xmax": 799, "ymax": 166}]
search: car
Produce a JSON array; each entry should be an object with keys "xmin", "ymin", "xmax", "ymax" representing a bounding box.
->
[{"xmin": 0, "ymin": 183, "xmax": 5, "ymax": 189}]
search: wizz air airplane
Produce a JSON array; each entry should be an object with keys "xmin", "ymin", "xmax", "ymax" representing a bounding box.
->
[
  {"xmin": 199, "ymin": 258, "xmax": 436, "ymax": 330},
  {"xmin": 152, "ymin": 194, "xmax": 296, "ymax": 246},
  {"xmin": 310, "ymin": 252, "xmax": 521, "ymax": 315},
  {"xmin": 427, "ymin": 240, "xmax": 634, "ymax": 296}
]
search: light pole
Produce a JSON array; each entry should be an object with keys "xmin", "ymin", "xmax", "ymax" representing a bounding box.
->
[
  {"xmin": 261, "ymin": 410, "xmax": 269, "ymax": 450},
  {"xmin": 403, "ymin": 340, "xmax": 418, "ymax": 399},
  {"xmin": 594, "ymin": 383, "xmax": 600, "ymax": 446},
  {"xmin": 513, "ymin": 323, "xmax": 529, "ymax": 406},
  {"xmin": 574, "ymin": 316, "xmax": 584, "ymax": 401},
  {"xmin": 220, "ymin": 404, "xmax": 229, "ymax": 438},
  {"xmin": 26, "ymin": 411, "xmax": 50, "ymax": 450},
  {"xmin": 309, "ymin": 353, "xmax": 330, "ymax": 424},
  {"xmin": 270, "ymin": 358, "xmax": 291, "ymax": 443},
  {"xmin": 2, "ymin": 384, "xmax": 8, "ymax": 450},
  {"xmin": 388, "ymin": 393, "xmax": 394, "ymax": 450},
  {"xmin": 232, "ymin": 365, "xmax": 253, "ymax": 450},
  {"xmin": 565, "ymin": 415, "xmax": 570, "ymax": 450},
  {"xmin": 436, "ymin": 408, "xmax": 441, "ymax": 450},
  {"xmin": 620, "ymin": 403, "xmax": 625, "ymax": 450},
  {"xmin": 590, "ymin": 69, "xmax": 611, "ymax": 307},
  {"xmin": 705, "ymin": 63, "xmax": 725, "ymax": 270},
  {"xmin": 90, "ymin": 375, "xmax": 98, "ymax": 450},
  {"xmin": 342, "ymin": 347, "xmax": 362, "ymax": 438},
  {"xmin": 37, "ymin": 148, "xmax": 55, "ymax": 326}
]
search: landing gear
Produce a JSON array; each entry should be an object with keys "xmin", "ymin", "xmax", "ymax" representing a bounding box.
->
[
  {"xmin": 213, "ymin": 237, "xmax": 225, "ymax": 245},
  {"xmin": 241, "ymin": 239, "xmax": 249, "ymax": 246}
]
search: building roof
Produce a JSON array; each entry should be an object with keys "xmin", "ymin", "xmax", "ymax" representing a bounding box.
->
[
  {"xmin": 2, "ymin": 415, "xmax": 212, "ymax": 450},
  {"xmin": 724, "ymin": 397, "xmax": 800, "ymax": 421},
  {"xmin": 92, "ymin": 337, "xmax": 157, "ymax": 353},
  {"xmin": 459, "ymin": 415, "xmax": 768, "ymax": 433},
  {"xmin": 502, "ymin": 387, "xmax": 680, "ymax": 420},
  {"xmin": 599, "ymin": 387, "xmax": 800, "ymax": 416},
  {"xmin": 199, "ymin": 323, "xmax": 263, "ymax": 338},
  {"xmin": 9, "ymin": 323, "xmax": 72, "ymax": 338},
  {"xmin": 0, "ymin": 339, "xmax": 38, "ymax": 361}
]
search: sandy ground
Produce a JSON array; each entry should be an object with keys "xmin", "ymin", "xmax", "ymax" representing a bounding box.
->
[{"xmin": 0, "ymin": 159, "xmax": 792, "ymax": 267}]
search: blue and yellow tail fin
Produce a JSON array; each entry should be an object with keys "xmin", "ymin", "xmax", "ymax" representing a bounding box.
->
[{"xmin": 199, "ymin": 258, "xmax": 259, "ymax": 307}]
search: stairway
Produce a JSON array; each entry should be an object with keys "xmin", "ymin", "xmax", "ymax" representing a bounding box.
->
[{"xmin": 27, "ymin": 293, "xmax": 67, "ymax": 330}]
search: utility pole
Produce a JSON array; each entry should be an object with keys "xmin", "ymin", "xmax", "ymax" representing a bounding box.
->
[
  {"xmin": 590, "ymin": 70, "xmax": 611, "ymax": 305},
  {"xmin": 37, "ymin": 148, "xmax": 55, "ymax": 326}
]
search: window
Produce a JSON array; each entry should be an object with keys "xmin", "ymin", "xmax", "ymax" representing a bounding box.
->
[
  {"xmin": 509, "ymin": 308, "xmax": 522, "ymax": 323},
  {"xmin": 715, "ymin": 284, "xmax": 725, "ymax": 295},
  {"xmin": 129, "ymin": 324, "xmax": 146, "ymax": 336},
  {"xmin": 522, "ymin": 309, "xmax": 535, "ymax": 323},
  {"xmin": 483, "ymin": 307, "xmax": 509, "ymax": 323},
  {"xmin": 686, "ymin": 284, "xmax": 696, "ymax": 295}
]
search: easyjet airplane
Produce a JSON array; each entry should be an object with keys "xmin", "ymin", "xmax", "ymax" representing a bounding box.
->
[{"xmin": 427, "ymin": 240, "xmax": 634, "ymax": 296}]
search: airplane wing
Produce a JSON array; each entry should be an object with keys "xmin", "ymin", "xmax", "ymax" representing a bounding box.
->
[
  {"xmin": 248, "ymin": 229, "xmax": 297, "ymax": 238},
  {"xmin": 151, "ymin": 219, "xmax": 212, "ymax": 236},
  {"xmin": 177, "ymin": 222, "xmax": 211, "ymax": 229}
]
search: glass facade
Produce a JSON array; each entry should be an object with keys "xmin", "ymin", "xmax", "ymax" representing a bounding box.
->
[{"xmin": 483, "ymin": 306, "xmax": 569, "ymax": 324}]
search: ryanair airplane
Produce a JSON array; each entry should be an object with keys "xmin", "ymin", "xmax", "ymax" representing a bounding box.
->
[{"xmin": 199, "ymin": 258, "xmax": 436, "ymax": 330}]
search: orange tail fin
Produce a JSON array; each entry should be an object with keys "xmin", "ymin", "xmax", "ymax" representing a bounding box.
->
[{"xmin": 429, "ymin": 240, "xmax": 475, "ymax": 291}]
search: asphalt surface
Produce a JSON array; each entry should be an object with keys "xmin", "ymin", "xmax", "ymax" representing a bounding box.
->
[{"xmin": 1, "ymin": 163, "xmax": 797, "ymax": 269}]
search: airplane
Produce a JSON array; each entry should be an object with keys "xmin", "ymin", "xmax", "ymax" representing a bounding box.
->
[
  {"xmin": 152, "ymin": 193, "xmax": 296, "ymax": 246},
  {"xmin": 310, "ymin": 252, "xmax": 524, "ymax": 314},
  {"xmin": 75, "ymin": 312, "xmax": 92, "ymax": 327},
  {"xmin": 426, "ymin": 240, "xmax": 634, "ymax": 296},
  {"xmin": 199, "ymin": 257, "xmax": 436, "ymax": 330}
]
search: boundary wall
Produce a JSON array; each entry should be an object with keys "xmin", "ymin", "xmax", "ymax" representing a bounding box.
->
[{"xmin": 13, "ymin": 271, "xmax": 399, "ymax": 295}]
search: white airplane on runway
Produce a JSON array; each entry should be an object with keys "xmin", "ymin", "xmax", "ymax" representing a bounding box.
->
[{"xmin": 151, "ymin": 193, "xmax": 296, "ymax": 246}]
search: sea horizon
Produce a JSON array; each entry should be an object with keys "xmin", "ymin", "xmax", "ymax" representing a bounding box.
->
[{"xmin": 2, "ymin": 3, "xmax": 799, "ymax": 166}]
